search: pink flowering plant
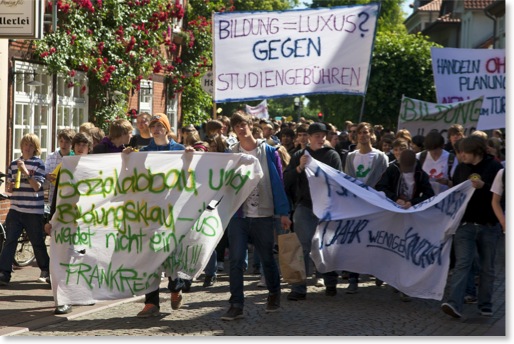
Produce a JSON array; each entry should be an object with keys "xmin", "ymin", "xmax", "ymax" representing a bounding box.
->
[{"xmin": 35, "ymin": 0, "xmax": 187, "ymax": 130}]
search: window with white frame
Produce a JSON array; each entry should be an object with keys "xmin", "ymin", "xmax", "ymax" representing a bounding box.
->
[
  {"xmin": 139, "ymin": 79, "xmax": 153, "ymax": 114},
  {"xmin": 55, "ymin": 71, "xmax": 88, "ymax": 144},
  {"xmin": 12, "ymin": 61, "xmax": 89, "ymax": 162},
  {"xmin": 12, "ymin": 62, "xmax": 53, "ymax": 161}
]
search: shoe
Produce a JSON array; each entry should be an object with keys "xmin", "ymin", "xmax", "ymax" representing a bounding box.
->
[
  {"xmin": 375, "ymin": 278, "xmax": 384, "ymax": 287},
  {"xmin": 217, "ymin": 262, "xmax": 224, "ymax": 272},
  {"xmin": 182, "ymin": 279, "xmax": 192, "ymax": 293},
  {"xmin": 257, "ymin": 275, "xmax": 266, "ymax": 288},
  {"xmin": 315, "ymin": 278, "xmax": 325, "ymax": 287},
  {"xmin": 171, "ymin": 291, "xmax": 183, "ymax": 310},
  {"xmin": 325, "ymin": 286, "xmax": 337, "ymax": 296},
  {"xmin": 287, "ymin": 291, "xmax": 306, "ymax": 301},
  {"xmin": 203, "ymin": 275, "xmax": 216, "ymax": 287},
  {"xmin": 464, "ymin": 295, "xmax": 478, "ymax": 304},
  {"xmin": 346, "ymin": 281, "xmax": 358, "ymax": 294},
  {"xmin": 38, "ymin": 271, "xmax": 50, "ymax": 284},
  {"xmin": 480, "ymin": 308, "xmax": 493, "ymax": 316},
  {"xmin": 265, "ymin": 293, "xmax": 280, "ymax": 313},
  {"xmin": 441, "ymin": 302, "xmax": 462, "ymax": 318},
  {"xmin": 221, "ymin": 306, "xmax": 244, "ymax": 321},
  {"xmin": 399, "ymin": 292, "xmax": 412, "ymax": 302},
  {"xmin": 0, "ymin": 272, "xmax": 9, "ymax": 286},
  {"xmin": 137, "ymin": 304, "xmax": 160, "ymax": 318},
  {"xmin": 54, "ymin": 304, "xmax": 73, "ymax": 315}
]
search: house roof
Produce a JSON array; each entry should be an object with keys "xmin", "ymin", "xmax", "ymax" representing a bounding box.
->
[
  {"xmin": 418, "ymin": 0, "xmax": 442, "ymax": 12},
  {"xmin": 464, "ymin": 0, "xmax": 495, "ymax": 10}
]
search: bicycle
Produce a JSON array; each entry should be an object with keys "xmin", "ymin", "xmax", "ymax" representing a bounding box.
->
[{"xmin": 0, "ymin": 172, "xmax": 37, "ymax": 266}]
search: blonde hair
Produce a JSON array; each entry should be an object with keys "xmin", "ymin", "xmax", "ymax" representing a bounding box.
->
[
  {"xmin": 20, "ymin": 133, "xmax": 42, "ymax": 156},
  {"xmin": 79, "ymin": 122, "xmax": 96, "ymax": 134}
]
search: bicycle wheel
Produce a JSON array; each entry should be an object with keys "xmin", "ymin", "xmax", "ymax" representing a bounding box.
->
[
  {"xmin": 14, "ymin": 235, "xmax": 35, "ymax": 267},
  {"xmin": 0, "ymin": 223, "xmax": 5, "ymax": 254}
]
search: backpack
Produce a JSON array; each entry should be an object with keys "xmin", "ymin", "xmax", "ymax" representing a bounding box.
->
[{"xmin": 419, "ymin": 150, "xmax": 455, "ymax": 180}]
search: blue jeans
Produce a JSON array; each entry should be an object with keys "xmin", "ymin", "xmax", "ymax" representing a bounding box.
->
[
  {"xmin": 291, "ymin": 204, "xmax": 337, "ymax": 294},
  {"xmin": 204, "ymin": 251, "xmax": 217, "ymax": 277},
  {"xmin": 227, "ymin": 216, "xmax": 280, "ymax": 308},
  {"xmin": 0, "ymin": 209, "xmax": 49, "ymax": 279},
  {"xmin": 445, "ymin": 223, "xmax": 501, "ymax": 313}
]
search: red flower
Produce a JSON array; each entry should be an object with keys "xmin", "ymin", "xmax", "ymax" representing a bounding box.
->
[{"xmin": 68, "ymin": 70, "xmax": 76, "ymax": 77}]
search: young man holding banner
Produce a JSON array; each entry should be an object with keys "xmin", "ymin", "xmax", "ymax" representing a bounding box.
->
[
  {"xmin": 343, "ymin": 122, "xmax": 388, "ymax": 293},
  {"xmin": 221, "ymin": 110, "xmax": 291, "ymax": 321},
  {"xmin": 122, "ymin": 113, "xmax": 193, "ymax": 318},
  {"xmin": 441, "ymin": 135, "xmax": 503, "ymax": 319},
  {"xmin": 284, "ymin": 122, "xmax": 343, "ymax": 300}
]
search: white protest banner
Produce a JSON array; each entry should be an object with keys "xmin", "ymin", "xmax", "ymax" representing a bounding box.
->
[
  {"xmin": 397, "ymin": 95, "xmax": 483, "ymax": 137},
  {"xmin": 245, "ymin": 99, "xmax": 269, "ymax": 119},
  {"xmin": 431, "ymin": 47, "xmax": 505, "ymax": 130},
  {"xmin": 213, "ymin": 4, "xmax": 379, "ymax": 102},
  {"xmin": 304, "ymin": 153, "xmax": 474, "ymax": 300},
  {"xmin": 49, "ymin": 152, "xmax": 262, "ymax": 305}
]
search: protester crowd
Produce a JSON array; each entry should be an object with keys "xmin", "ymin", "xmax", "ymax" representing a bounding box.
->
[{"xmin": 0, "ymin": 109, "xmax": 505, "ymax": 322}]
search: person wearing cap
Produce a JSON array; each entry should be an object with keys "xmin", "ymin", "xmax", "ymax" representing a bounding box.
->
[
  {"xmin": 343, "ymin": 122, "xmax": 389, "ymax": 294},
  {"xmin": 284, "ymin": 122, "xmax": 343, "ymax": 301},
  {"xmin": 124, "ymin": 113, "xmax": 193, "ymax": 318},
  {"xmin": 220, "ymin": 110, "xmax": 291, "ymax": 321},
  {"xmin": 139, "ymin": 113, "xmax": 185, "ymax": 152}
]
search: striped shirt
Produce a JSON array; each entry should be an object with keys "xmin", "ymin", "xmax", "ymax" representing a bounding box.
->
[{"xmin": 8, "ymin": 156, "xmax": 46, "ymax": 214}]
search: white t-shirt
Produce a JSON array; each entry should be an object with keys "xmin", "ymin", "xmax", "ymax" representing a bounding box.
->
[
  {"xmin": 417, "ymin": 149, "xmax": 457, "ymax": 195},
  {"xmin": 491, "ymin": 169, "xmax": 504, "ymax": 196},
  {"xmin": 399, "ymin": 172, "xmax": 416, "ymax": 201},
  {"xmin": 240, "ymin": 145, "xmax": 261, "ymax": 217},
  {"xmin": 352, "ymin": 151, "xmax": 378, "ymax": 185}
]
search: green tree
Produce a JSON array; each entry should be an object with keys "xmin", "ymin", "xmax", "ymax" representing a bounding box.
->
[
  {"xmin": 307, "ymin": 31, "xmax": 440, "ymax": 130},
  {"xmin": 35, "ymin": 0, "xmax": 188, "ymax": 131},
  {"xmin": 302, "ymin": 0, "xmax": 442, "ymax": 130}
]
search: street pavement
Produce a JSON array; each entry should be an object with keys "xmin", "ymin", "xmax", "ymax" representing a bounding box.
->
[{"xmin": 0, "ymin": 235, "xmax": 506, "ymax": 336}]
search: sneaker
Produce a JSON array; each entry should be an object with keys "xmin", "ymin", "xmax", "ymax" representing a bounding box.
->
[
  {"xmin": 221, "ymin": 306, "xmax": 244, "ymax": 321},
  {"xmin": 217, "ymin": 262, "xmax": 224, "ymax": 272},
  {"xmin": 325, "ymin": 286, "xmax": 337, "ymax": 296},
  {"xmin": 315, "ymin": 278, "xmax": 325, "ymax": 287},
  {"xmin": 464, "ymin": 295, "xmax": 478, "ymax": 304},
  {"xmin": 54, "ymin": 304, "xmax": 73, "ymax": 315},
  {"xmin": 441, "ymin": 302, "xmax": 462, "ymax": 318},
  {"xmin": 265, "ymin": 293, "xmax": 280, "ymax": 313},
  {"xmin": 287, "ymin": 291, "xmax": 306, "ymax": 301},
  {"xmin": 171, "ymin": 291, "xmax": 183, "ymax": 310},
  {"xmin": 0, "ymin": 272, "xmax": 9, "ymax": 286},
  {"xmin": 480, "ymin": 308, "xmax": 493, "ymax": 316},
  {"xmin": 38, "ymin": 271, "xmax": 50, "ymax": 284},
  {"xmin": 203, "ymin": 275, "xmax": 216, "ymax": 287},
  {"xmin": 137, "ymin": 304, "xmax": 160, "ymax": 318},
  {"xmin": 375, "ymin": 278, "xmax": 384, "ymax": 287},
  {"xmin": 346, "ymin": 281, "xmax": 358, "ymax": 294},
  {"xmin": 257, "ymin": 275, "xmax": 266, "ymax": 288},
  {"xmin": 399, "ymin": 292, "xmax": 412, "ymax": 302}
]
